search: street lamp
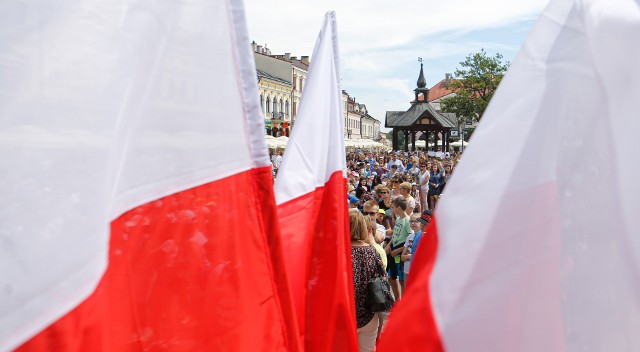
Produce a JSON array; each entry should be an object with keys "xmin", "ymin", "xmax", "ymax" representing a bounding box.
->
[
  {"xmin": 347, "ymin": 129, "xmax": 352, "ymax": 139},
  {"xmin": 454, "ymin": 115, "xmax": 467, "ymax": 153}
]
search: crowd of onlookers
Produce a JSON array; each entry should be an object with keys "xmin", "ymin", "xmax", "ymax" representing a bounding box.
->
[
  {"xmin": 269, "ymin": 148, "xmax": 461, "ymax": 351},
  {"xmin": 346, "ymin": 150, "xmax": 461, "ymax": 351},
  {"xmin": 345, "ymin": 150, "xmax": 460, "ymax": 213}
]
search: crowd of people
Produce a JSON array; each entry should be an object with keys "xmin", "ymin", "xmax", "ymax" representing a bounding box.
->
[
  {"xmin": 270, "ymin": 148, "xmax": 461, "ymax": 351},
  {"xmin": 346, "ymin": 150, "xmax": 460, "ymax": 351}
]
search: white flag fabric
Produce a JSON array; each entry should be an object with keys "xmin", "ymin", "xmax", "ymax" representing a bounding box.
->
[
  {"xmin": 379, "ymin": 0, "xmax": 640, "ymax": 351},
  {"xmin": 274, "ymin": 12, "xmax": 358, "ymax": 352},
  {"xmin": 1, "ymin": 1, "xmax": 299, "ymax": 351}
]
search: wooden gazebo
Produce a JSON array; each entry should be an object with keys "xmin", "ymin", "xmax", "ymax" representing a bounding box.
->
[{"xmin": 386, "ymin": 63, "xmax": 457, "ymax": 151}]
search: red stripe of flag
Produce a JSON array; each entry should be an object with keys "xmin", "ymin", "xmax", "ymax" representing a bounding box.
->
[
  {"xmin": 17, "ymin": 168, "xmax": 299, "ymax": 351},
  {"xmin": 378, "ymin": 215, "xmax": 444, "ymax": 352}
]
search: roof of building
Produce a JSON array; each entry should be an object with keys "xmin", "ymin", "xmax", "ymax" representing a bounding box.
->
[
  {"xmin": 268, "ymin": 53, "xmax": 310, "ymax": 71},
  {"xmin": 413, "ymin": 79, "xmax": 456, "ymax": 103},
  {"xmin": 385, "ymin": 102, "xmax": 457, "ymax": 128},
  {"xmin": 361, "ymin": 113, "xmax": 381, "ymax": 123},
  {"xmin": 257, "ymin": 69, "xmax": 291, "ymax": 86},
  {"xmin": 290, "ymin": 60, "xmax": 309, "ymax": 70},
  {"xmin": 428, "ymin": 79, "xmax": 456, "ymax": 101}
]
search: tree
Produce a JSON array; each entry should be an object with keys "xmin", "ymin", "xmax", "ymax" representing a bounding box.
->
[
  {"xmin": 441, "ymin": 49, "xmax": 509, "ymax": 123},
  {"xmin": 386, "ymin": 130, "xmax": 405, "ymax": 150}
]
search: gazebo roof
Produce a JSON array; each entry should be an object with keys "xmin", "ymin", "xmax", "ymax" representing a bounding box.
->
[
  {"xmin": 385, "ymin": 102, "xmax": 457, "ymax": 128},
  {"xmin": 385, "ymin": 63, "xmax": 457, "ymax": 129}
]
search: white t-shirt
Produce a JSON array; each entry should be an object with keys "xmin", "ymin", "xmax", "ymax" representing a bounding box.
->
[
  {"xmin": 418, "ymin": 170, "xmax": 430, "ymax": 191},
  {"xmin": 404, "ymin": 195, "xmax": 416, "ymax": 213},
  {"xmin": 403, "ymin": 233, "xmax": 416, "ymax": 274}
]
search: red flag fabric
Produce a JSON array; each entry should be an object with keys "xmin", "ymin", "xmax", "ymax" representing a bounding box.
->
[
  {"xmin": 376, "ymin": 217, "xmax": 443, "ymax": 352},
  {"xmin": 2, "ymin": 0, "xmax": 299, "ymax": 350},
  {"xmin": 274, "ymin": 12, "xmax": 358, "ymax": 352},
  {"xmin": 379, "ymin": 0, "xmax": 640, "ymax": 351}
]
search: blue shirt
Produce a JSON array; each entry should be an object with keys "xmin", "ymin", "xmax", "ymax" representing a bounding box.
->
[
  {"xmin": 412, "ymin": 230, "xmax": 423, "ymax": 255},
  {"xmin": 430, "ymin": 171, "xmax": 443, "ymax": 188}
]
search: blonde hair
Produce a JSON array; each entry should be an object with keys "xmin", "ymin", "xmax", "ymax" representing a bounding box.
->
[
  {"xmin": 399, "ymin": 182, "xmax": 411, "ymax": 192},
  {"xmin": 349, "ymin": 209, "xmax": 369, "ymax": 241},
  {"xmin": 362, "ymin": 199, "xmax": 378, "ymax": 210},
  {"xmin": 375, "ymin": 185, "xmax": 390, "ymax": 194}
]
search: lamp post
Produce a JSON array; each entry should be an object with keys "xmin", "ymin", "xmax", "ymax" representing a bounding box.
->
[{"xmin": 457, "ymin": 116, "xmax": 467, "ymax": 153}]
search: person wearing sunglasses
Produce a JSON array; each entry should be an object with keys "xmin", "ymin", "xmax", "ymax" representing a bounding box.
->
[
  {"xmin": 375, "ymin": 185, "xmax": 392, "ymax": 212},
  {"xmin": 374, "ymin": 184, "xmax": 394, "ymax": 240},
  {"xmin": 362, "ymin": 200, "xmax": 387, "ymax": 251},
  {"xmin": 401, "ymin": 214, "xmax": 421, "ymax": 284},
  {"xmin": 362, "ymin": 201, "xmax": 391, "ymax": 342},
  {"xmin": 349, "ymin": 209, "xmax": 385, "ymax": 351}
]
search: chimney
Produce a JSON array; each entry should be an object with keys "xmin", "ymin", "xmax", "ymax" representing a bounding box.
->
[
  {"xmin": 445, "ymin": 73, "xmax": 452, "ymax": 85},
  {"xmin": 301, "ymin": 56, "xmax": 310, "ymax": 65},
  {"xmin": 256, "ymin": 45, "xmax": 262, "ymax": 53},
  {"xmin": 285, "ymin": 53, "xmax": 291, "ymax": 60},
  {"xmin": 251, "ymin": 41, "xmax": 257, "ymax": 52}
]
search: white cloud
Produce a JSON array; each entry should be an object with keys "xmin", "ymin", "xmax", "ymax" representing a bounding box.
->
[
  {"xmin": 243, "ymin": 0, "xmax": 550, "ymax": 131},
  {"xmin": 244, "ymin": 0, "xmax": 548, "ymax": 55}
]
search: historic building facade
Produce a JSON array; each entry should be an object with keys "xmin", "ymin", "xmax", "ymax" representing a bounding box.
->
[
  {"xmin": 345, "ymin": 95, "xmax": 361, "ymax": 139},
  {"xmin": 253, "ymin": 42, "xmax": 309, "ymax": 136},
  {"xmin": 342, "ymin": 91, "xmax": 382, "ymax": 140},
  {"xmin": 253, "ymin": 42, "xmax": 382, "ymax": 139}
]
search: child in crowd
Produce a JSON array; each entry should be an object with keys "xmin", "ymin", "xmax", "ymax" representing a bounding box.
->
[
  {"xmin": 412, "ymin": 210, "xmax": 432, "ymax": 257},
  {"xmin": 401, "ymin": 213, "xmax": 422, "ymax": 284},
  {"xmin": 385, "ymin": 196, "xmax": 413, "ymax": 300}
]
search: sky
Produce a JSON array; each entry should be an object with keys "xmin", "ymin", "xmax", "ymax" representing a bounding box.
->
[{"xmin": 244, "ymin": 0, "xmax": 551, "ymax": 132}]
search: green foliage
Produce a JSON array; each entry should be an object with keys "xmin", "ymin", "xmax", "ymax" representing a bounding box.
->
[
  {"xmin": 441, "ymin": 49, "xmax": 508, "ymax": 123},
  {"xmin": 386, "ymin": 130, "xmax": 406, "ymax": 149}
]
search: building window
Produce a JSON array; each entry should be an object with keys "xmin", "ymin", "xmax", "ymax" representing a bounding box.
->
[
  {"xmin": 266, "ymin": 97, "xmax": 270, "ymax": 113},
  {"xmin": 285, "ymin": 100, "xmax": 289, "ymax": 116},
  {"xmin": 273, "ymin": 99, "xmax": 278, "ymax": 114},
  {"xmin": 260, "ymin": 94, "xmax": 263, "ymax": 111},
  {"xmin": 279, "ymin": 99, "xmax": 283, "ymax": 114}
]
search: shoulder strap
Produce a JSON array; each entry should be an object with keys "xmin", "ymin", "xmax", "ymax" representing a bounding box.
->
[{"xmin": 372, "ymin": 248, "xmax": 386, "ymax": 278}]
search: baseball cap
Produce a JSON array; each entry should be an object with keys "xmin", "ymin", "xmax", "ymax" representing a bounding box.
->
[{"xmin": 417, "ymin": 209, "xmax": 433, "ymax": 225}]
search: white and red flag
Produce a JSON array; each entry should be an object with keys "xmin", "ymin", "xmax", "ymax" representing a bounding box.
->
[
  {"xmin": 379, "ymin": 0, "xmax": 640, "ymax": 351},
  {"xmin": 274, "ymin": 12, "xmax": 358, "ymax": 352},
  {"xmin": 0, "ymin": 0, "xmax": 299, "ymax": 351}
]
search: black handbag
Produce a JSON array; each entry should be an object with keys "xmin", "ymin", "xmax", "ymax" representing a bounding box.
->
[{"xmin": 367, "ymin": 262, "xmax": 394, "ymax": 312}]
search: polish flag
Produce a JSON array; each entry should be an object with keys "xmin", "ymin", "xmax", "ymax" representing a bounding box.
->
[
  {"xmin": 1, "ymin": 0, "xmax": 299, "ymax": 351},
  {"xmin": 274, "ymin": 12, "xmax": 358, "ymax": 352},
  {"xmin": 379, "ymin": 0, "xmax": 640, "ymax": 351}
]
